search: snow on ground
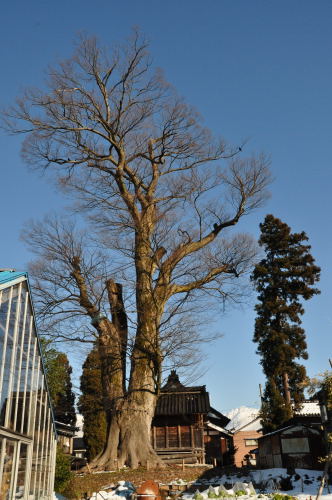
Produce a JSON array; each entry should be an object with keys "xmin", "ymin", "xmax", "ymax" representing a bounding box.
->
[
  {"xmin": 225, "ymin": 407, "xmax": 260, "ymax": 431},
  {"xmin": 79, "ymin": 468, "xmax": 332, "ymax": 500}
]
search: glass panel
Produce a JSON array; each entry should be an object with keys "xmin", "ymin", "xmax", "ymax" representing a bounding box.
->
[
  {"xmin": 15, "ymin": 356, "xmax": 28, "ymax": 433},
  {"xmin": 14, "ymin": 442, "xmax": 28, "ymax": 499},
  {"xmin": 0, "ymin": 363, "xmax": 10, "ymax": 426},
  {"xmin": 22, "ymin": 319, "xmax": 34, "ymax": 436},
  {"xmin": 0, "ymin": 289, "xmax": 10, "ymax": 345},
  {"xmin": 0, "ymin": 438, "xmax": 16, "ymax": 500},
  {"xmin": 4, "ymin": 284, "xmax": 21, "ymax": 429},
  {"xmin": 0, "ymin": 280, "xmax": 57, "ymax": 498},
  {"xmin": 0, "ymin": 287, "xmax": 12, "ymax": 427},
  {"xmin": 29, "ymin": 375, "xmax": 43, "ymax": 497},
  {"xmin": 26, "ymin": 341, "xmax": 39, "ymax": 437},
  {"xmin": 7, "ymin": 285, "xmax": 19, "ymax": 350},
  {"xmin": 11, "ymin": 288, "xmax": 29, "ymax": 432},
  {"xmin": 41, "ymin": 417, "xmax": 51, "ymax": 496},
  {"xmin": 36, "ymin": 391, "xmax": 47, "ymax": 496}
]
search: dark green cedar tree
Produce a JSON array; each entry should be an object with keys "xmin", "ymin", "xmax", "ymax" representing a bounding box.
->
[
  {"xmin": 78, "ymin": 347, "xmax": 107, "ymax": 460},
  {"xmin": 251, "ymin": 214, "xmax": 320, "ymax": 432},
  {"xmin": 41, "ymin": 339, "xmax": 76, "ymax": 426}
]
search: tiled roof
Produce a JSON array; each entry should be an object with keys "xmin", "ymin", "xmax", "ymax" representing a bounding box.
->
[
  {"xmin": 294, "ymin": 401, "xmax": 320, "ymax": 416},
  {"xmin": 155, "ymin": 370, "xmax": 211, "ymax": 415},
  {"xmin": 155, "ymin": 391, "xmax": 210, "ymax": 415}
]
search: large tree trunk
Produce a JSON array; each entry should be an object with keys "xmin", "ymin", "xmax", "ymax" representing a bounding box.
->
[
  {"xmin": 90, "ymin": 227, "xmax": 167, "ymax": 470},
  {"xmin": 90, "ymin": 387, "xmax": 164, "ymax": 469},
  {"xmin": 90, "ymin": 271, "xmax": 165, "ymax": 469},
  {"xmin": 93, "ymin": 394, "xmax": 163, "ymax": 469}
]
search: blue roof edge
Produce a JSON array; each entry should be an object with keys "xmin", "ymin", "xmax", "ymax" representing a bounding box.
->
[{"xmin": 0, "ymin": 271, "xmax": 28, "ymax": 285}]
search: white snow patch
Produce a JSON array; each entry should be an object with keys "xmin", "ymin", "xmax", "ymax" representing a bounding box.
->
[
  {"xmin": 295, "ymin": 401, "xmax": 320, "ymax": 416},
  {"xmin": 76, "ymin": 414, "xmax": 84, "ymax": 437},
  {"xmin": 71, "ymin": 468, "xmax": 332, "ymax": 500}
]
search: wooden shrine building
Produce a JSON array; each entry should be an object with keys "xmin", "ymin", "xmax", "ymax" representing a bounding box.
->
[{"xmin": 151, "ymin": 371, "xmax": 231, "ymax": 464}]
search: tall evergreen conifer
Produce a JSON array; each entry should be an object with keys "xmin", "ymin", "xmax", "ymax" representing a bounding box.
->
[
  {"xmin": 41, "ymin": 339, "xmax": 76, "ymax": 426},
  {"xmin": 251, "ymin": 214, "xmax": 320, "ymax": 432},
  {"xmin": 79, "ymin": 347, "xmax": 107, "ymax": 460}
]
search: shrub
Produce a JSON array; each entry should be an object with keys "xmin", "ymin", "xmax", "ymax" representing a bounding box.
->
[
  {"xmin": 278, "ymin": 477, "xmax": 293, "ymax": 491},
  {"xmin": 54, "ymin": 445, "xmax": 73, "ymax": 493},
  {"xmin": 271, "ymin": 494, "xmax": 295, "ymax": 500}
]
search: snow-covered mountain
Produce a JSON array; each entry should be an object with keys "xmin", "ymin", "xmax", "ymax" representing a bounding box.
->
[
  {"xmin": 75, "ymin": 414, "xmax": 84, "ymax": 437},
  {"xmin": 225, "ymin": 406, "xmax": 260, "ymax": 431}
]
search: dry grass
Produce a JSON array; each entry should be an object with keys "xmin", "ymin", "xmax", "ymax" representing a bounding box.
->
[{"xmin": 63, "ymin": 465, "xmax": 213, "ymax": 499}]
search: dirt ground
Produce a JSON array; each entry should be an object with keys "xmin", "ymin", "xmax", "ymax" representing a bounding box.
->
[{"xmin": 63, "ymin": 464, "xmax": 232, "ymax": 499}]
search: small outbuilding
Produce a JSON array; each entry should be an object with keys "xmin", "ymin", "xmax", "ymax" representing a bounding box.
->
[
  {"xmin": 151, "ymin": 371, "xmax": 231, "ymax": 464},
  {"xmin": 257, "ymin": 423, "xmax": 324, "ymax": 469}
]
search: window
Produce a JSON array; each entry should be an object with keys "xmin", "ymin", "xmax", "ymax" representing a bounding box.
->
[
  {"xmin": 245, "ymin": 438, "xmax": 258, "ymax": 446},
  {"xmin": 281, "ymin": 437, "xmax": 309, "ymax": 453}
]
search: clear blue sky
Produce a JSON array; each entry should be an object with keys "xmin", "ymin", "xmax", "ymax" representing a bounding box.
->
[{"xmin": 1, "ymin": 0, "xmax": 331, "ymax": 412}]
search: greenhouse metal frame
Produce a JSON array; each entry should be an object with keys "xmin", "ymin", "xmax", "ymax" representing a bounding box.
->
[{"xmin": 0, "ymin": 271, "xmax": 57, "ymax": 499}]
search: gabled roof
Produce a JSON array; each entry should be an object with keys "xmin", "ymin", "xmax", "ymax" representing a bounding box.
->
[
  {"xmin": 0, "ymin": 270, "xmax": 27, "ymax": 285},
  {"xmin": 208, "ymin": 406, "xmax": 230, "ymax": 428},
  {"xmin": 259, "ymin": 423, "xmax": 321, "ymax": 439},
  {"xmin": 234, "ymin": 416, "xmax": 262, "ymax": 433},
  {"xmin": 226, "ymin": 407, "xmax": 261, "ymax": 433},
  {"xmin": 55, "ymin": 420, "xmax": 78, "ymax": 436},
  {"xmin": 155, "ymin": 371, "xmax": 210, "ymax": 416},
  {"xmin": 206, "ymin": 421, "xmax": 233, "ymax": 437},
  {"xmin": 155, "ymin": 392, "xmax": 210, "ymax": 415},
  {"xmin": 161, "ymin": 370, "xmax": 206, "ymax": 393},
  {"xmin": 294, "ymin": 401, "xmax": 320, "ymax": 416}
]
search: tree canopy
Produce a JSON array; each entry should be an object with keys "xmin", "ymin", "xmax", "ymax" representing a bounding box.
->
[
  {"xmin": 79, "ymin": 347, "xmax": 107, "ymax": 460},
  {"xmin": 4, "ymin": 32, "xmax": 271, "ymax": 467},
  {"xmin": 251, "ymin": 214, "xmax": 320, "ymax": 432},
  {"xmin": 41, "ymin": 339, "xmax": 76, "ymax": 426}
]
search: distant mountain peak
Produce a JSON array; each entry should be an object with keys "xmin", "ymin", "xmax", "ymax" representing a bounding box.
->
[{"xmin": 225, "ymin": 406, "xmax": 260, "ymax": 431}]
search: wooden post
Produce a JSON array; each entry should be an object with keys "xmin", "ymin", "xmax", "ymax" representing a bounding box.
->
[
  {"xmin": 190, "ymin": 426, "xmax": 194, "ymax": 448},
  {"xmin": 182, "ymin": 458, "xmax": 185, "ymax": 470},
  {"xmin": 316, "ymin": 440, "xmax": 332, "ymax": 499},
  {"xmin": 213, "ymin": 458, "xmax": 217, "ymax": 467},
  {"xmin": 166, "ymin": 426, "xmax": 169, "ymax": 449},
  {"xmin": 153, "ymin": 426, "xmax": 156, "ymax": 449}
]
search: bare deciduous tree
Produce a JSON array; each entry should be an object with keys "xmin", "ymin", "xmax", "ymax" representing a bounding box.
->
[{"xmin": 4, "ymin": 32, "xmax": 271, "ymax": 468}]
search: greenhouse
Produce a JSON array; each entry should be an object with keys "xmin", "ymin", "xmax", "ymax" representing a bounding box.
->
[{"xmin": 0, "ymin": 270, "xmax": 57, "ymax": 499}]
